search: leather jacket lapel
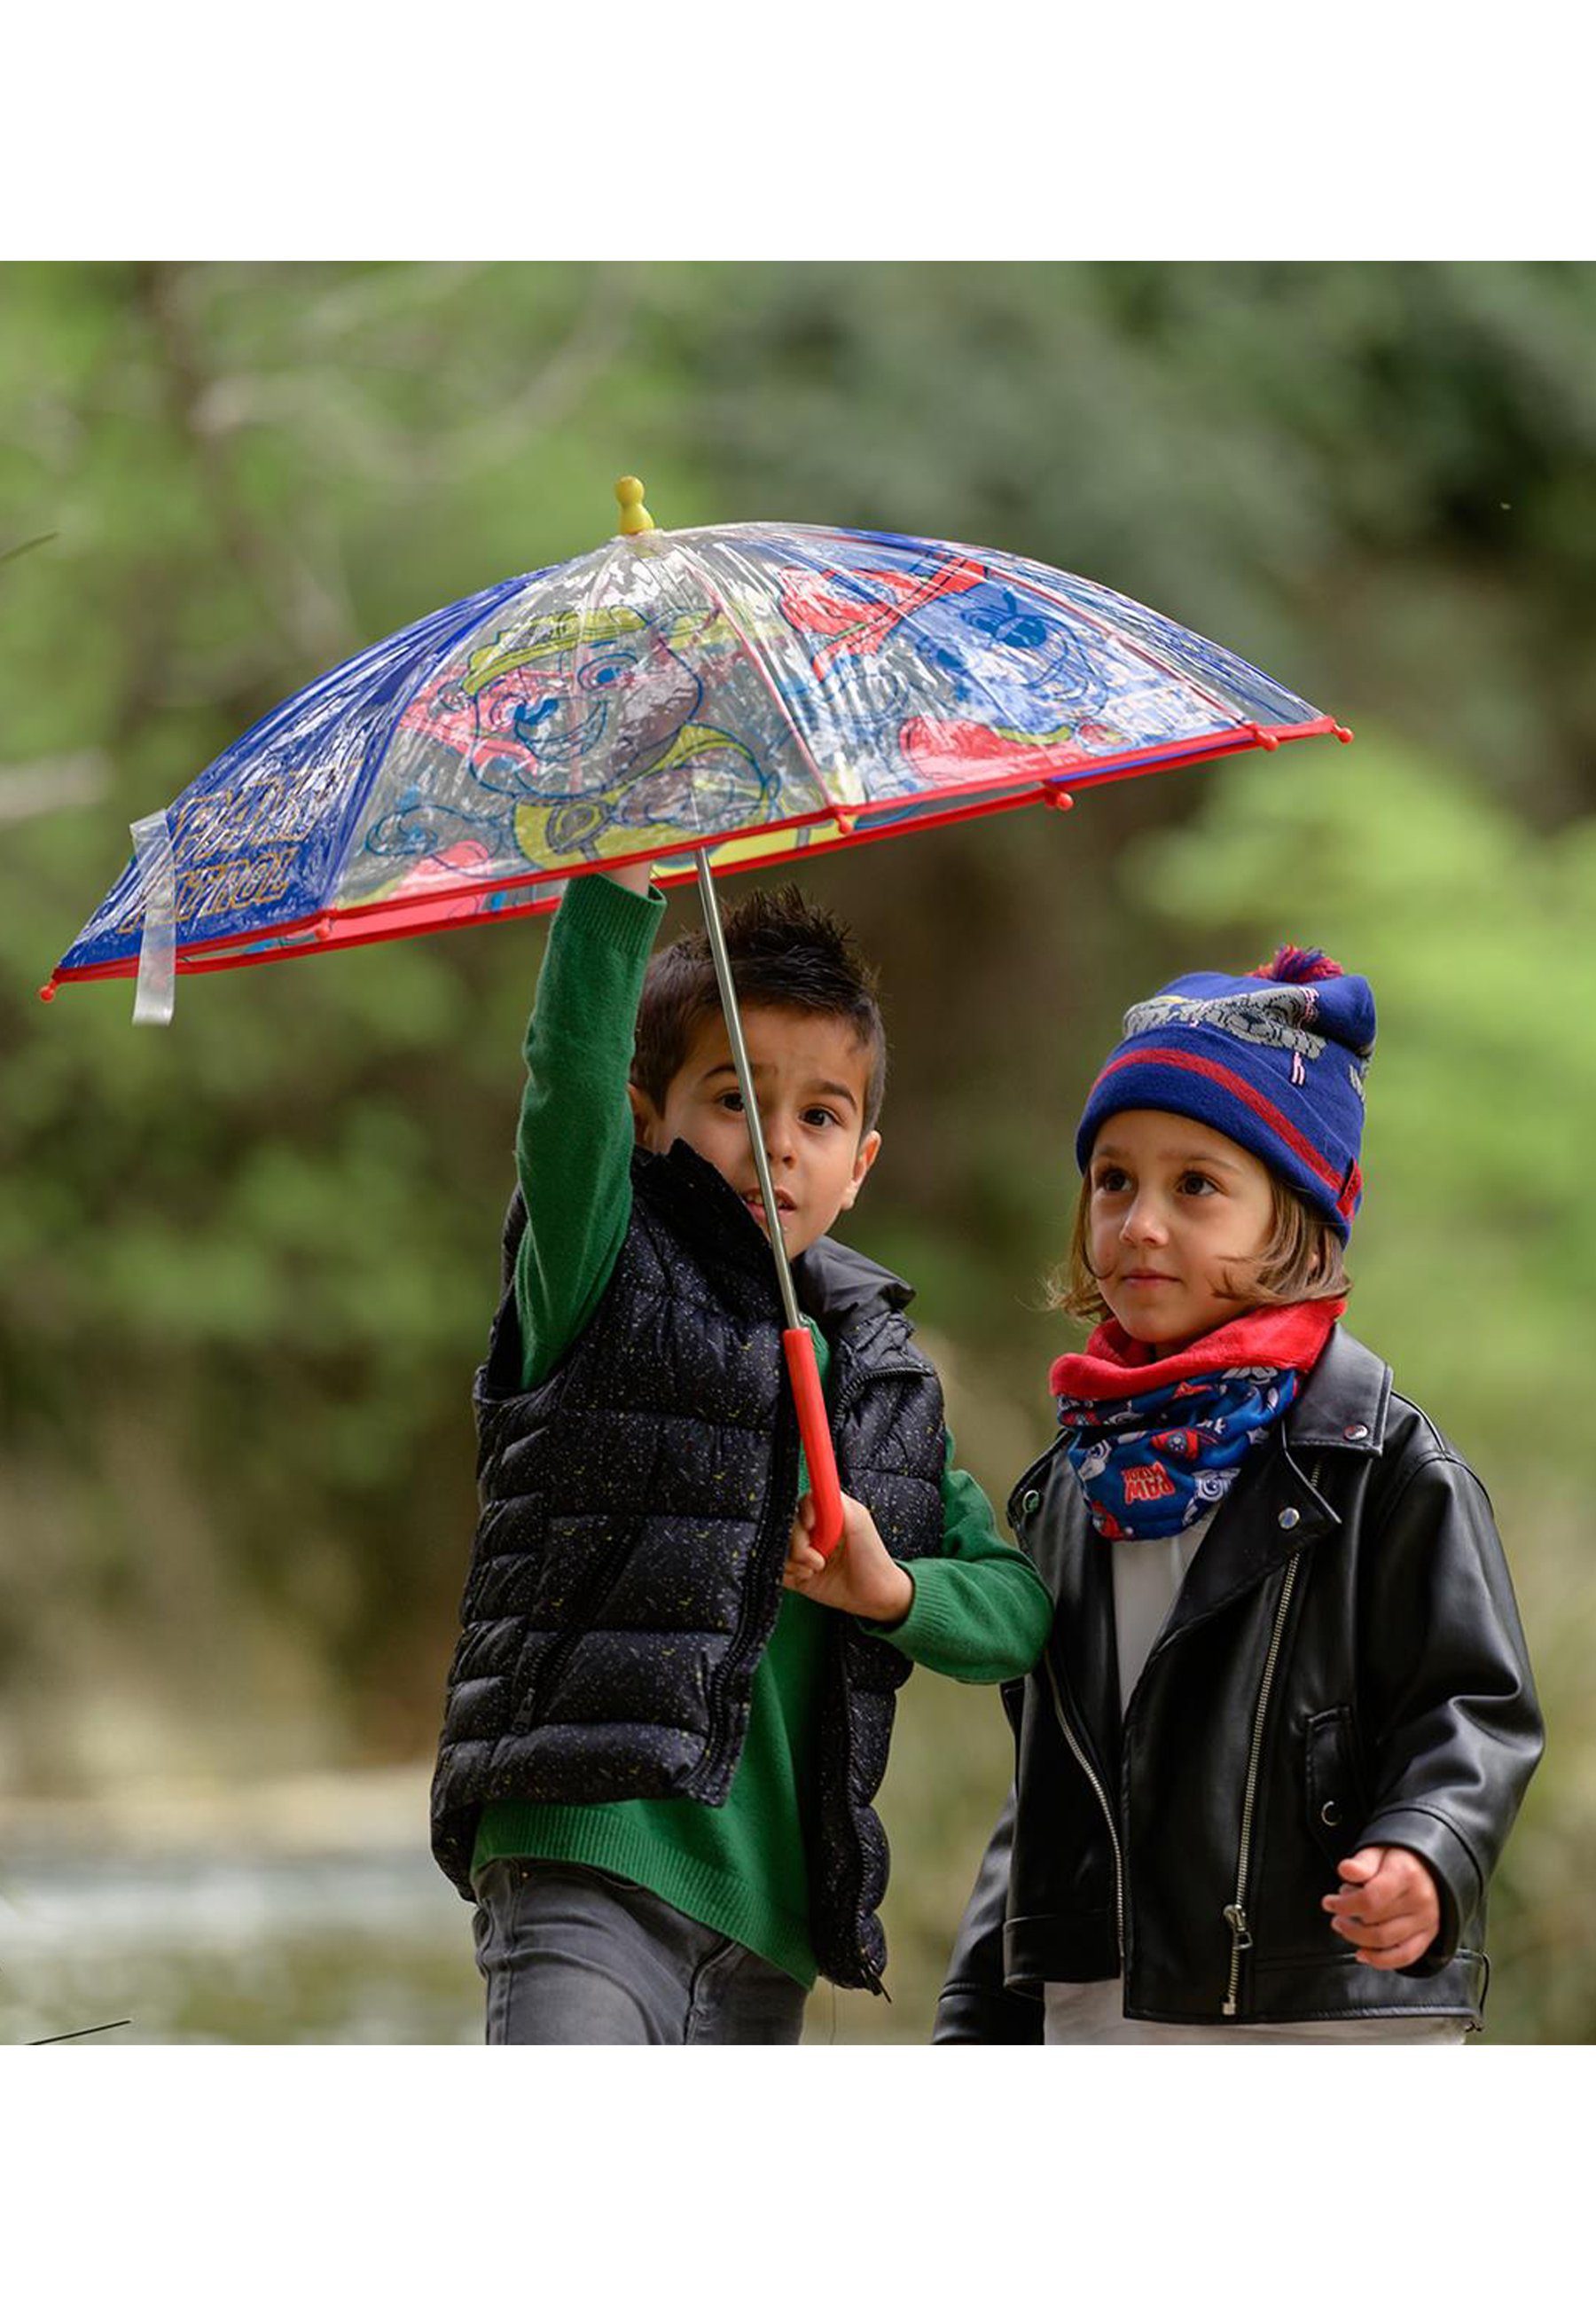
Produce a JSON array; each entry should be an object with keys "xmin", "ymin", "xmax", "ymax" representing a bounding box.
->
[{"xmin": 1153, "ymin": 1436, "xmax": 1339, "ymax": 1647}]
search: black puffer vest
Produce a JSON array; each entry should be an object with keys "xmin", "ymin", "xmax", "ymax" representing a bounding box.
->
[{"xmin": 430, "ymin": 1139, "xmax": 947, "ymax": 1989}]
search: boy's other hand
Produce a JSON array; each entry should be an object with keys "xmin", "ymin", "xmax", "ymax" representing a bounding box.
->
[
  {"xmin": 599, "ymin": 859, "xmax": 655, "ymax": 896},
  {"xmin": 784, "ymin": 1492, "xmax": 913, "ymax": 1628},
  {"xmin": 1321, "ymin": 1845, "xmax": 1440, "ymax": 1969}
]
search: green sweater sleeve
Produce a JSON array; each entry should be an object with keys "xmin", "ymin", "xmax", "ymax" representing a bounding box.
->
[
  {"xmin": 513, "ymin": 874, "xmax": 668, "ymax": 1391},
  {"xmin": 873, "ymin": 1430, "xmax": 1053, "ymax": 1683}
]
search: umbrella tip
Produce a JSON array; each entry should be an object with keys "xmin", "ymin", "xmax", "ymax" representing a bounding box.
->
[
  {"xmin": 614, "ymin": 475, "xmax": 655, "ymax": 536},
  {"xmin": 38, "ymin": 979, "xmax": 57, "ymax": 1003}
]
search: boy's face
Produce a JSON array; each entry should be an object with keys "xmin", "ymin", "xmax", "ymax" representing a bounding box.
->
[
  {"xmin": 1084, "ymin": 1107, "xmax": 1277, "ymax": 1354},
  {"xmin": 630, "ymin": 1003, "xmax": 880, "ymax": 1260}
]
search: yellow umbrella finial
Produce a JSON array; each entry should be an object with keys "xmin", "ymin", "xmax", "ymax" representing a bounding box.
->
[{"xmin": 614, "ymin": 475, "xmax": 655, "ymax": 536}]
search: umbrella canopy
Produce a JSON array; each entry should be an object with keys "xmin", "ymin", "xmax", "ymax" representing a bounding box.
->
[{"xmin": 46, "ymin": 484, "xmax": 1348, "ymax": 1000}]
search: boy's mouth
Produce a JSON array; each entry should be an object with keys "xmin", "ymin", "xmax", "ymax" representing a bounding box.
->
[{"xmin": 745, "ymin": 1190, "xmax": 796, "ymax": 1220}]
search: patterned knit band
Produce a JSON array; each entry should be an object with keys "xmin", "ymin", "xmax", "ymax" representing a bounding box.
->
[{"xmin": 1075, "ymin": 946, "xmax": 1375, "ymax": 1240}]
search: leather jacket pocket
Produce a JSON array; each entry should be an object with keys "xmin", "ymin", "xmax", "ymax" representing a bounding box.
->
[{"xmin": 1305, "ymin": 1705, "xmax": 1367, "ymax": 1865}]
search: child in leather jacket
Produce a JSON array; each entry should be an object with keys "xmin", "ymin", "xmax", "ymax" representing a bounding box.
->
[{"xmin": 934, "ymin": 947, "xmax": 1543, "ymax": 2043}]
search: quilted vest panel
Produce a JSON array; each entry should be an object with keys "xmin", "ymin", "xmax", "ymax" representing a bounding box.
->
[{"xmin": 430, "ymin": 1141, "xmax": 945, "ymax": 1988}]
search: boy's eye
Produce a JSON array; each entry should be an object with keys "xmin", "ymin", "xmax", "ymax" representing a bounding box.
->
[
  {"xmin": 1178, "ymin": 1171, "xmax": 1218, "ymax": 1196},
  {"xmin": 802, "ymin": 1107, "xmax": 841, "ymax": 1129},
  {"xmin": 716, "ymin": 1090, "xmax": 745, "ymax": 1113}
]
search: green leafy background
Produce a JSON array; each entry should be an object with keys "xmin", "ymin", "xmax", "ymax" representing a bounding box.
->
[{"xmin": 3, "ymin": 263, "xmax": 1592, "ymax": 2042}]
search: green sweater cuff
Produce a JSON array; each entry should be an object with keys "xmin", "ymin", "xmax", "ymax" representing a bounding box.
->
[
  {"xmin": 544, "ymin": 870, "xmax": 666, "ymax": 973},
  {"xmin": 868, "ymin": 1552, "xmax": 1052, "ymax": 1683}
]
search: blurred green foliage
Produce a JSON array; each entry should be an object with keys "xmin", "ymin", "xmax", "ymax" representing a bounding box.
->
[{"xmin": 3, "ymin": 262, "xmax": 1593, "ymax": 2041}]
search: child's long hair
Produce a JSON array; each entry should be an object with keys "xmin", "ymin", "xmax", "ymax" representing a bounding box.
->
[{"xmin": 1048, "ymin": 1166, "xmax": 1351, "ymax": 1328}]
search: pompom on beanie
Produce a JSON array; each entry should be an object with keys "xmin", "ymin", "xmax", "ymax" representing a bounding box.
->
[{"xmin": 1074, "ymin": 946, "xmax": 1376, "ymax": 1240}]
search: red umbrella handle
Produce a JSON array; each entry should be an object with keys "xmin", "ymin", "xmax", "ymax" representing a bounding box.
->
[{"xmin": 783, "ymin": 1327, "xmax": 844, "ymax": 1560}]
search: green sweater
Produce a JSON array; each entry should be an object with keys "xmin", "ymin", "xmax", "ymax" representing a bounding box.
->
[{"xmin": 470, "ymin": 874, "xmax": 1051, "ymax": 1988}]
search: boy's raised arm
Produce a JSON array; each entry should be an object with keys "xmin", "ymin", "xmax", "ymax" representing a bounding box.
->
[{"xmin": 512, "ymin": 867, "xmax": 666, "ymax": 1392}]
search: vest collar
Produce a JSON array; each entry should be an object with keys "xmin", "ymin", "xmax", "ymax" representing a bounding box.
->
[
  {"xmin": 636, "ymin": 1140, "xmax": 778, "ymax": 1281},
  {"xmin": 638, "ymin": 1140, "xmax": 915, "ymax": 1327},
  {"xmin": 795, "ymin": 1233, "xmax": 915, "ymax": 1322}
]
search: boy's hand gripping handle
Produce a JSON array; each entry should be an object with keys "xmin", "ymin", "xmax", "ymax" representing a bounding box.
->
[{"xmin": 783, "ymin": 1326, "xmax": 844, "ymax": 1560}]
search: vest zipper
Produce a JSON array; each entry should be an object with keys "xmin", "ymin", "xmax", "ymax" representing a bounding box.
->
[
  {"xmin": 509, "ymin": 1541, "xmax": 637, "ymax": 1734},
  {"xmin": 818, "ymin": 1345, "xmax": 928, "ymax": 1994},
  {"xmin": 696, "ymin": 1420, "xmax": 801, "ymax": 1793},
  {"xmin": 1221, "ymin": 1549, "xmax": 1302, "ymax": 2017},
  {"xmin": 826, "ymin": 1630, "xmax": 885, "ymax": 1993},
  {"xmin": 1043, "ymin": 1647, "xmax": 1125, "ymax": 1968}
]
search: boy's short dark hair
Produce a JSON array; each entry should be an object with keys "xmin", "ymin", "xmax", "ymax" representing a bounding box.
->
[
  {"xmin": 632, "ymin": 882, "xmax": 888, "ymax": 1133},
  {"xmin": 1049, "ymin": 1167, "xmax": 1351, "ymax": 1324}
]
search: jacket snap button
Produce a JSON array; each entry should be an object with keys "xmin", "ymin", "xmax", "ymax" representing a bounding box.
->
[
  {"xmin": 1321, "ymin": 1800, "xmax": 1341, "ymax": 1826},
  {"xmin": 1344, "ymin": 1423, "xmax": 1370, "ymax": 1441},
  {"xmin": 1021, "ymin": 1490, "xmax": 1041, "ymax": 1515},
  {"xmin": 1278, "ymin": 1507, "xmax": 1301, "ymax": 1530}
]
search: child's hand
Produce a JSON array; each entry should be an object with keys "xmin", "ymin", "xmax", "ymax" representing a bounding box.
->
[
  {"xmin": 1322, "ymin": 1845, "xmax": 1440, "ymax": 1969},
  {"xmin": 599, "ymin": 859, "xmax": 654, "ymax": 896},
  {"xmin": 784, "ymin": 1491, "xmax": 914, "ymax": 1627}
]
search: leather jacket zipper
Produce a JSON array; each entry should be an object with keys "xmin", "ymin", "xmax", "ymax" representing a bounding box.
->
[
  {"xmin": 1043, "ymin": 1647, "xmax": 1125, "ymax": 1967},
  {"xmin": 1222, "ymin": 1549, "xmax": 1302, "ymax": 2016}
]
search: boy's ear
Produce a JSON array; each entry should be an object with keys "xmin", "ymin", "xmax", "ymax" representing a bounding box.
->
[
  {"xmin": 839, "ymin": 1127, "xmax": 882, "ymax": 1212},
  {"xmin": 627, "ymin": 1081, "xmax": 661, "ymax": 1149}
]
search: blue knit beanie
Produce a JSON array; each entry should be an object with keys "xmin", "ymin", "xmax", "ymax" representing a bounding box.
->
[{"xmin": 1075, "ymin": 947, "xmax": 1376, "ymax": 1240}]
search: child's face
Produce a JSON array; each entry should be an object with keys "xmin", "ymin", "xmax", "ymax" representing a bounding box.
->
[
  {"xmin": 1085, "ymin": 1108, "xmax": 1277, "ymax": 1353},
  {"xmin": 630, "ymin": 1003, "xmax": 880, "ymax": 1260}
]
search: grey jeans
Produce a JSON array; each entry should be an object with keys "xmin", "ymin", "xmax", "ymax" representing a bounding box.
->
[{"xmin": 472, "ymin": 1858, "xmax": 809, "ymax": 2044}]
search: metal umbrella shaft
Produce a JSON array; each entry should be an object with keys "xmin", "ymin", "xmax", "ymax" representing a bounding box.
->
[{"xmin": 693, "ymin": 846, "xmax": 845, "ymax": 1559}]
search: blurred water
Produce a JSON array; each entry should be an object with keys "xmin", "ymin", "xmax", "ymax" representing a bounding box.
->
[{"xmin": 0, "ymin": 1776, "xmax": 483, "ymax": 2045}]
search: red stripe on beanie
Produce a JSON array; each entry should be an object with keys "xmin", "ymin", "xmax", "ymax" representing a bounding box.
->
[{"xmin": 1092, "ymin": 1047, "xmax": 1345, "ymax": 1197}]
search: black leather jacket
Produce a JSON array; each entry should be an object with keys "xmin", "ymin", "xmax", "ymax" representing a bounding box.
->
[{"xmin": 934, "ymin": 1326, "xmax": 1543, "ymax": 2038}]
